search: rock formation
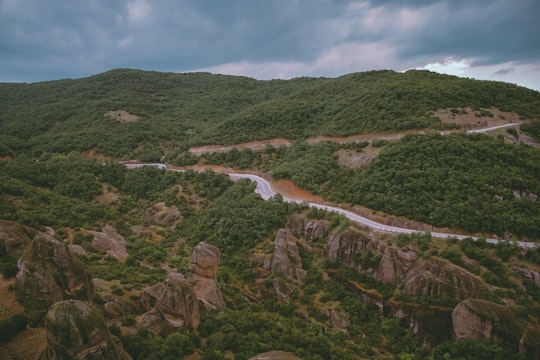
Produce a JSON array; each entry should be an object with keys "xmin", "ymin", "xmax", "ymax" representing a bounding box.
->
[
  {"xmin": 376, "ymin": 246, "xmax": 418, "ymax": 283},
  {"xmin": 141, "ymin": 272, "xmax": 199, "ymax": 330},
  {"xmin": 187, "ymin": 242, "xmax": 225, "ymax": 308},
  {"xmin": 452, "ymin": 299, "xmax": 524, "ymax": 347},
  {"xmin": 45, "ymin": 300, "xmax": 131, "ymax": 360},
  {"xmin": 327, "ymin": 228, "xmax": 377, "ymax": 267},
  {"xmin": 519, "ymin": 324, "xmax": 540, "ymax": 359},
  {"xmin": 265, "ymin": 229, "xmax": 306, "ymax": 283},
  {"xmin": 403, "ymin": 258, "xmax": 485, "ymax": 299},
  {"xmin": 90, "ymin": 225, "xmax": 128, "ymax": 260},
  {"xmin": 515, "ymin": 267, "xmax": 540, "ymax": 287},
  {"xmin": 16, "ymin": 233, "xmax": 95, "ymax": 324},
  {"xmin": 385, "ymin": 301, "xmax": 453, "ymax": 348},
  {"xmin": 0, "ymin": 220, "xmax": 39, "ymax": 258},
  {"xmin": 143, "ymin": 202, "xmax": 182, "ymax": 227},
  {"xmin": 287, "ymin": 214, "xmax": 330, "ymax": 240}
]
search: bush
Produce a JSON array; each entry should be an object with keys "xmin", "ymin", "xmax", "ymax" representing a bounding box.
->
[{"xmin": 0, "ymin": 314, "xmax": 28, "ymax": 343}]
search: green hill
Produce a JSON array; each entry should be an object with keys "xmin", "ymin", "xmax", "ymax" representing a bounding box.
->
[{"xmin": 1, "ymin": 69, "xmax": 539, "ymax": 158}]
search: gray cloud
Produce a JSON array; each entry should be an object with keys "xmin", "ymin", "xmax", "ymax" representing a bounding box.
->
[{"xmin": 0, "ymin": 0, "xmax": 539, "ymax": 90}]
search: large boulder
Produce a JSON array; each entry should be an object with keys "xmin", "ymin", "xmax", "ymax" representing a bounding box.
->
[
  {"xmin": 452, "ymin": 299, "xmax": 524, "ymax": 348},
  {"xmin": 141, "ymin": 272, "xmax": 199, "ymax": 329},
  {"xmin": 376, "ymin": 246, "xmax": 418, "ymax": 283},
  {"xmin": 265, "ymin": 229, "xmax": 306, "ymax": 283},
  {"xmin": 0, "ymin": 220, "xmax": 39, "ymax": 258},
  {"xmin": 187, "ymin": 242, "xmax": 225, "ymax": 309},
  {"xmin": 403, "ymin": 258, "xmax": 485, "ymax": 299},
  {"xmin": 16, "ymin": 233, "xmax": 95, "ymax": 324},
  {"xmin": 45, "ymin": 300, "xmax": 131, "ymax": 360},
  {"xmin": 90, "ymin": 225, "xmax": 128, "ymax": 260}
]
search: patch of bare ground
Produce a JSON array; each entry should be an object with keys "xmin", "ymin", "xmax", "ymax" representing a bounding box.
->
[
  {"xmin": 336, "ymin": 143, "xmax": 387, "ymax": 170},
  {"xmin": 83, "ymin": 149, "xmax": 111, "ymax": 160},
  {"xmin": 0, "ymin": 327, "xmax": 47, "ymax": 360},
  {"xmin": 307, "ymin": 129, "xmax": 422, "ymax": 144},
  {"xmin": 189, "ymin": 138, "xmax": 292, "ymax": 155},
  {"xmin": 434, "ymin": 107, "xmax": 523, "ymax": 130},
  {"xmin": 105, "ymin": 110, "xmax": 140, "ymax": 123}
]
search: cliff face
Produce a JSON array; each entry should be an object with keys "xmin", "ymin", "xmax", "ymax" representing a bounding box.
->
[
  {"xmin": 15, "ymin": 233, "xmax": 95, "ymax": 324},
  {"xmin": 187, "ymin": 242, "xmax": 225, "ymax": 309},
  {"xmin": 403, "ymin": 258, "xmax": 486, "ymax": 299},
  {"xmin": 265, "ymin": 229, "xmax": 306, "ymax": 283},
  {"xmin": 141, "ymin": 272, "xmax": 200, "ymax": 330},
  {"xmin": 452, "ymin": 299, "xmax": 524, "ymax": 348},
  {"xmin": 45, "ymin": 300, "xmax": 131, "ymax": 360}
]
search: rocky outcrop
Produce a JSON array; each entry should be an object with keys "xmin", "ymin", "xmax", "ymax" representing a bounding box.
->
[
  {"xmin": 376, "ymin": 246, "xmax": 418, "ymax": 283},
  {"xmin": 143, "ymin": 202, "xmax": 182, "ymax": 227},
  {"xmin": 265, "ymin": 229, "xmax": 306, "ymax": 283},
  {"xmin": 287, "ymin": 214, "xmax": 329, "ymax": 240},
  {"xmin": 385, "ymin": 301, "xmax": 453, "ymax": 348},
  {"xmin": 327, "ymin": 228, "xmax": 417, "ymax": 283},
  {"xmin": 187, "ymin": 242, "xmax": 225, "ymax": 309},
  {"xmin": 45, "ymin": 300, "xmax": 131, "ymax": 360},
  {"xmin": 452, "ymin": 299, "xmax": 524, "ymax": 347},
  {"xmin": 328, "ymin": 309, "xmax": 351, "ymax": 331},
  {"xmin": 141, "ymin": 272, "xmax": 199, "ymax": 330},
  {"xmin": 0, "ymin": 220, "xmax": 39, "ymax": 258},
  {"xmin": 90, "ymin": 225, "xmax": 128, "ymax": 260},
  {"xmin": 403, "ymin": 258, "xmax": 485, "ymax": 299},
  {"xmin": 515, "ymin": 267, "xmax": 540, "ymax": 287},
  {"xmin": 519, "ymin": 324, "xmax": 540, "ymax": 359},
  {"xmin": 327, "ymin": 228, "xmax": 377, "ymax": 267},
  {"xmin": 16, "ymin": 233, "xmax": 95, "ymax": 324}
]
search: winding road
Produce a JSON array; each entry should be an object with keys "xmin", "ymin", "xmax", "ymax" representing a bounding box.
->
[{"xmin": 124, "ymin": 121, "xmax": 536, "ymax": 248}]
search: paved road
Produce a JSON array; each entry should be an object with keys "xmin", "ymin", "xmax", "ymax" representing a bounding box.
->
[
  {"xmin": 229, "ymin": 173, "xmax": 536, "ymax": 248},
  {"xmin": 467, "ymin": 123, "xmax": 520, "ymax": 134}
]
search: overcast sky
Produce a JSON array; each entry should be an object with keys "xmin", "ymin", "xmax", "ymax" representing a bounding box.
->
[{"xmin": 1, "ymin": 0, "xmax": 539, "ymax": 91}]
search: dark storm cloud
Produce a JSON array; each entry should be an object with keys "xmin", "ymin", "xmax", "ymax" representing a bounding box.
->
[{"xmin": 0, "ymin": 0, "xmax": 539, "ymax": 90}]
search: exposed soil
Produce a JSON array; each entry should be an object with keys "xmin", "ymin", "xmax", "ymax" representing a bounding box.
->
[
  {"xmin": 105, "ymin": 110, "xmax": 140, "ymax": 123},
  {"xmin": 0, "ymin": 327, "xmax": 46, "ymax": 360},
  {"xmin": 434, "ymin": 107, "xmax": 523, "ymax": 130},
  {"xmin": 271, "ymin": 179, "xmax": 323, "ymax": 203},
  {"xmin": 189, "ymin": 138, "xmax": 292, "ymax": 155}
]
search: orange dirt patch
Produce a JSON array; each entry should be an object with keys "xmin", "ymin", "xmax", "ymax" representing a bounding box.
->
[
  {"xmin": 105, "ymin": 110, "xmax": 140, "ymax": 123},
  {"xmin": 271, "ymin": 179, "xmax": 323, "ymax": 203},
  {"xmin": 189, "ymin": 138, "xmax": 292, "ymax": 155}
]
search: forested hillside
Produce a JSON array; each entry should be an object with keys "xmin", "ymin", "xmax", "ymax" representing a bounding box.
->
[{"xmin": 1, "ymin": 68, "xmax": 540, "ymax": 159}]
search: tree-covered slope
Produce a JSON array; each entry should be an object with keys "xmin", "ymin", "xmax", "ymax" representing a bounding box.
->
[{"xmin": 1, "ymin": 69, "xmax": 539, "ymax": 158}]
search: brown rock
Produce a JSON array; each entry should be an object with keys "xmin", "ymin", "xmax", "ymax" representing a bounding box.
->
[
  {"xmin": 287, "ymin": 215, "xmax": 329, "ymax": 240},
  {"xmin": 266, "ymin": 229, "xmax": 306, "ymax": 283},
  {"xmin": 327, "ymin": 228, "xmax": 377, "ymax": 266},
  {"xmin": 141, "ymin": 273, "xmax": 199, "ymax": 329},
  {"xmin": 90, "ymin": 225, "xmax": 128, "ymax": 260},
  {"xmin": 403, "ymin": 258, "xmax": 485, "ymax": 299},
  {"xmin": 45, "ymin": 300, "xmax": 132, "ymax": 360},
  {"xmin": 187, "ymin": 242, "xmax": 225, "ymax": 309},
  {"xmin": 452, "ymin": 299, "xmax": 524, "ymax": 347},
  {"xmin": 0, "ymin": 220, "xmax": 39, "ymax": 258},
  {"xmin": 143, "ymin": 202, "xmax": 182, "ymax": 227},
  {"xmin": 16, "ymin": 233, "xmax": 95, "ymax": 324},
  {"xmin": 515, "ymin": 267, "xmax": 540, "ymax": 287},
  {"xmin": 519, "ymin": 324, "xmax": 540, "ymax": 359},
  {"xmin": 328, "ymin": 309, "xmax": 351, "ymax": 331},
  {"xmin": 249, "ymin": 351, "xmax": 302, "ymax": 360},
  {"xmin": 376, "ymin": 246, "xmax": 418, "ymax": 283}
]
